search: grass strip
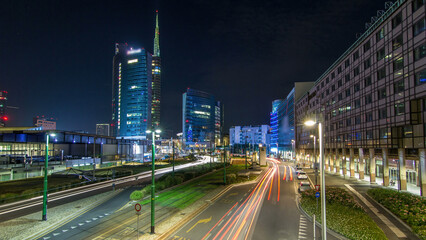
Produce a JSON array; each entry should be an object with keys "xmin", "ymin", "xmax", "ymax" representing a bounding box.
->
[
  {"xmin": 300, "ymin": 187, "xmax": 387, "ymax": 240},
  {"xmin": 367, "ymin": 188, "xmax": 426, "ymax": 239}
]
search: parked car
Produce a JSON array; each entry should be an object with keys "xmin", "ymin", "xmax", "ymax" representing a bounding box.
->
[
  {"xmin": 295, "ymin": 167, "xmax": 303, "ymax": 175},
  {"xmin": 298, "ymin": 182, "xmax": 311, "ymax": 192},
  {"xmin": 297, "ymin": 171, "xmax": 308, "ymax": 180}
]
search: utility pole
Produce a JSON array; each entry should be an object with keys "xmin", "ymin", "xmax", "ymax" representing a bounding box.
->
[
  {"xmin": 172, "ymin": 139, "xmax": 175, "ymax": 178},
  {"xmin": 223, "ymin": 146, "xmax": 227, "ymax": 184}
]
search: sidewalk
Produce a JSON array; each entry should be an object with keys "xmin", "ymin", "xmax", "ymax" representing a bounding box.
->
[{"xmin": 330, "ymin": 168, "xmax": 421, "ymax": 196}]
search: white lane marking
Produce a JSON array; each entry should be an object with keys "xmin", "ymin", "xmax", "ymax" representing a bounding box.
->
[
  {"xmin": 53, "ymin": 233, "xmax": 60, "ymax": 236},
  {"xmin": 86, "ymin": 220, "xmax": 91, "ymax": 223},
  {"xmin": 78, "ymin": 223, "xmax": 84, "ymax": 226},
  {"xmin": 92, "ymin": 217, "xmax": 98, "ymax": 220},
  {"xmin": 62, "ymin": 229, "xmax": 68, "ymax": 232},
  {"xmin": 344, "ymin": 184, "xmax": 406, "ymax": 238},
  {"xmin": 99, "ymin": 215, "xmax": 104, "ymax": 218},
  {"xmin": 71, "ymin": 226, "xmax": 77, "ymax": 229},
  {"xmin": 0, "ymin": 161, "xmax": 207, "ymax": 215}
]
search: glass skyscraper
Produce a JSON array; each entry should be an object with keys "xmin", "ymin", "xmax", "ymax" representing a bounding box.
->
[
  {"xmin": 151, "ymin": 10, "xmax": 161, "ymax": 128},
  {"xmin": 112, "ymin": 43, "xmax": 152, "ymax": 139},
  {"xmin": 270, "ymin": 82, "xmax": 314, "ymax": 158},
  {"xmin": 182, "ymin": 89, "xmax": 223, "ymax": 147}
]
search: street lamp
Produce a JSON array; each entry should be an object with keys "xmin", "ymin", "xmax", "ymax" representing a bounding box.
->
[
  {"xmin": 310, "ymin": 134, "xmax": 318, "ymax": 185},
  {"xmin": 146, "ymin": 128, "xmax": 161, "ymax": 234},
  {"xmin": 42, "ymin": 132, "xmax": 56, "ymax": 221},
  {"xmin": 304, "ymin": 119, "xmax": 326, "ymax": 240}
]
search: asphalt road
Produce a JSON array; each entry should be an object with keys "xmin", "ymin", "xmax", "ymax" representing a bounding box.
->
[
  {"xmin": 172, "ymin": 159, "xmax": 339, "ymax": 240},
  {"xmin": 0, "ymin": 158, "xmax": 211, "ymax": 223}
]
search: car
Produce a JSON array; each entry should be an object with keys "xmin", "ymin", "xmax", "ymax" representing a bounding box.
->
[
  {"xmin": 297, "ymin": 171, "xmax": 308, "ymax": 180},
  {"xmin": 298, "ymin": 182, "xmax": 311, "ymax": 192},
  {"xmin": 295, "ymin": 167, "xmax": 303, "ymax": 175}
]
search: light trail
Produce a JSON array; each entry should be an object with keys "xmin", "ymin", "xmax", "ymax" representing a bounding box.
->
[
  {"xmin": 283, "ymin": 165, "xmax": 287, "ymax": 181},
  {"xmin": 206, "ymin": 158, "xmax": 281, "ymax": 240}
]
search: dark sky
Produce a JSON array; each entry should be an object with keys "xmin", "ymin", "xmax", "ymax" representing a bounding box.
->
[{"xmin": 2, "ymin": 0, "xmax": 386, "ymax": 136}]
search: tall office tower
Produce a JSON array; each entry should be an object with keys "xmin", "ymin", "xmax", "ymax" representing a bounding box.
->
[
  {"xmin": 112, "ymin": 43, "xmax": 152, "ymax": 139},
  {"xmin": 0, "ymin": 91, "xmax": 7, "ymax": 127},
  {"xmin": 182, "ymin": 89, "xmax": 223, "ymax": 147},
  {"xmin": 151, "ymin": 10, "xmax": 161, "ymax": 127}
]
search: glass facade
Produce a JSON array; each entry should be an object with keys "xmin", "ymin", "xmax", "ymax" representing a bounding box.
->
[
  {"xmin": 112, "ymin": 44, "xmax": 152, "ymax": 139},
  {"xmin": 0, "ymin": 91, "xmax": 7, "ymax": 127},
  {"xmin": 182, "ymin": 89, "xmax": 222, "ymax": 147}
]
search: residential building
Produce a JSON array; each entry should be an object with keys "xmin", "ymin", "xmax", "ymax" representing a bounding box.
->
[
  {"xmin": 270, "ymin": 82, "xmax": 314, "ymax": 159},
  {"xmin": 294, "ymin": 0, "xmax": 426, "ymax": 196},
  {"xmin": 151, "ymin": 10, "xmax": 162, "ymax": 128},
  {"xmin": 182, "ymin": 88, "xmax": 223, "ymax": 149},
  {"xmin": 112, "ymin": 43, "xmax": 152, "ymax": 139},
  {"xmin": 229, "ymin": 125, "xmax": 270, "ymax": 152},
  {"xmin": 96, "ymin": 123, "xmax": 110, "ymax": 136}
]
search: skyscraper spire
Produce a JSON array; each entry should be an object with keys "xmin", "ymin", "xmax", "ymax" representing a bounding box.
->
[{"xmin": 153, "ymin": 10, "xmax": 160, "ymax": 57}]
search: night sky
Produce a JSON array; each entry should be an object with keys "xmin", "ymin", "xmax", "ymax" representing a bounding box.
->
[{"xmin": 2, "ymin": 0, "xmax": 386, "ymax": 137}]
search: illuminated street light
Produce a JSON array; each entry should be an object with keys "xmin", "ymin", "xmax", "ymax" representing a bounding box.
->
[
  {"xmin": 42, "ymin": 132, "xmax": 56, "ymax": 221},
  {"xmin": 146, "ymin": 128, "xmax": 161, "ymax": 234},
  {"xmin": 304, "ymin": 119, "xmax": 326, "ymax": 240}
]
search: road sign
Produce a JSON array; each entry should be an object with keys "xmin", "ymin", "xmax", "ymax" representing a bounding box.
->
[
  {"xmin": 315, "ymin": 192, "xmax": 320, "ymax": 198},
  {"xmin": 135, "ymin": 203, "xmax": 142, "ymax": 212},
  {"xmin": 315, "ymin": 185, "xmax": 320, "ymax": 191}
]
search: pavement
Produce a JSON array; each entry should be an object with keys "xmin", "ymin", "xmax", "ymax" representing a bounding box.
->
[{"xmin": 306, "ymin": 169, "xmax": 420, "ymax": 240}]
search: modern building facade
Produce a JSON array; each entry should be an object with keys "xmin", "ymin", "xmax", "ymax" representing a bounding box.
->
[
  {"xmin": 112, "ymin": 43, "xmax": 152, "ymax": 139},
  {"xmin": 270, "ymin": 82, "xmax": 314, "ymax": 159},
  {"xmin": 33, "ymin": 116, "xmax": 56, "ymax": 130},
  {"xmin": 229, "ymin": 125, "xmax": 270, "ymax": 147},
  {"xmin": 182, "ymin": 89, "xmax": 223, "ymax": 149},
  {"xmin": 0, "ymin": 91, "xmax": 7, "ymax": 127},
  {"xmin": 96, "ymin": 123, "xmax": 110, "ymax": 136},
  {"xmin": 151, "ymin": 10, "xmax": 162, "ymax": 128},
  {"xmin": 295, "ymin": 0, "xmax": 426, "ymax": 196}
]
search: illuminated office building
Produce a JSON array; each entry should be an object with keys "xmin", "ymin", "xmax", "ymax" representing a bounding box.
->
[
  {"xmin": 112, "ymin": 43, "xmax": 152, "ymax": 139},
  {"xmin": 0, "ymin": 91, "xmax": 7, "ymax": 127},
  {"xmin": 182, "ymin": 89, "xmax": 223, "ymax": 148},
  {"xmin": 295, "ymin": 0, "xmax": 426, "ymax": 195},
  {"xmin": 151, "ymin": 10, "xmax": 162, "ymax": 128}
]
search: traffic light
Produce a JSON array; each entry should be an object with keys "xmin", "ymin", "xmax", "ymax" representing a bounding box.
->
[{"xmin": 1, "ymin": 116, "xmax": 8, "ymax": 121}]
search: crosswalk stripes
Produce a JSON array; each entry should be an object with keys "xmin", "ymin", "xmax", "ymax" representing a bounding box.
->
[{"xmin": 298, "ymin": 215, "xmax": 308, "ymax": 239}]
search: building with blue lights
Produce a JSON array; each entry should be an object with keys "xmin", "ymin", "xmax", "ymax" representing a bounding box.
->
[
  {"xmin": 112, "ymin": 44, "xmax": 152, "ymax": 139},
  {"xmin": 270, "ymin": 82, "xmax": 314, "ymax": 159},
  {"xmin": 182, "ymin": 89, "xmax": 223, "ymax": 149}
]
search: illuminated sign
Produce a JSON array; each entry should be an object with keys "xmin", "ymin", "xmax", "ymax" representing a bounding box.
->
[
  {"xmin": 127, "ymin": 49, "xmax": 141, "ymax": 55},
  {"xmin": 128, "ymin": 59, "xmax": 138, "ymax": 64}
]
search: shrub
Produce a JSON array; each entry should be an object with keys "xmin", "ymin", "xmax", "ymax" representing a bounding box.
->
[
  {"xmin": 367, "ymin": 188, "xmax": 426, "ymax": 239},
  {"xmin": 183, "ymin": 172, "xmax": 195, "ymax": 181},
  {"xmin": 301, "ymin": 187, "xmax": 387, "ymax": 240},
  {"xmin": 130, "ymin": 190, "xmax": 143, "ymax": 200},
  {"xmin": 226, "ymin": 174, "xmax": 237, "ymax": 184}
]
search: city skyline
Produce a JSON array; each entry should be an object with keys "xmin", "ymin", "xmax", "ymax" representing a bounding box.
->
[{"xmin": 2, "ymin": 0, "xmax": 387, "ymax": 135}]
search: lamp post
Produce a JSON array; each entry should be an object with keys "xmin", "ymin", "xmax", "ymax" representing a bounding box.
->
[
  {"xmin": 310, "ymin": 135, "xmax": 318, "ymax": 185},
  {"xmin": 146, "ymin": 129, "xmax": 161, "ymax": 234},
  {"xmin": 305, "ymin": 119, "xmax": 326, "ymax": 240},
  {"xmin": 42, "ymin": 132, "xmax": 56, "ymax": 221}
]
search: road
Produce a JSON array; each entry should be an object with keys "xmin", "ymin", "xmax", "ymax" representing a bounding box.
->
[
  {"xmin": 171, "ymin": 159, "xmax": 338, "ymax": 240},
  {"xmin": 0, "ymin": 158, "xmax": 212, "ymax": 223}
]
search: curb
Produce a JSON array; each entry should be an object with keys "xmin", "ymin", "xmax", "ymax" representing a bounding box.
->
[
  {"xmin": 156, "ymin": 167, "xmax": 266, "ymax": 240},
  {"xmin": 302, "ymin": 174, "xmax": 347, "ymax": 240},
  {"xmin": 24, "ymin": 189, "xmax": 123, "ymax": 240},
  {"xmin": 364, "ymin": 192, "xmax": 422, "ymax": 240},
  {"xmin": 297, "ymin": 200, "xmax": 348, "ymax": 240},
  {"xmin": 156, "ymin": 185, "xmax": 234, "ymax": 240}
]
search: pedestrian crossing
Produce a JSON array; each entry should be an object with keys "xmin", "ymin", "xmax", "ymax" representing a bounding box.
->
[{"xmin": 298, "ymin": 215, "xmax": 308, "ymax": 239}]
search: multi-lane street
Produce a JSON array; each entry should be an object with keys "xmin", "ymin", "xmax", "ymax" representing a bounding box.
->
[
  {"xmin": 171, "ymin": 159, "xmax": 338, "ymax": 240},
  {"xmin": 0, "ymin": 158, "xmax": 213, "ymax": 223}
]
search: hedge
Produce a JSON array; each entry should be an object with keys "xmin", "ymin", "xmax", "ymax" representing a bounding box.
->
[
  {"xmin": 367, "ymin": 188, "xmax": 426, "ymax": 239},
  {"xmin": 301, "ymin": 187, "xmax": 387, "ymax": 240}
]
